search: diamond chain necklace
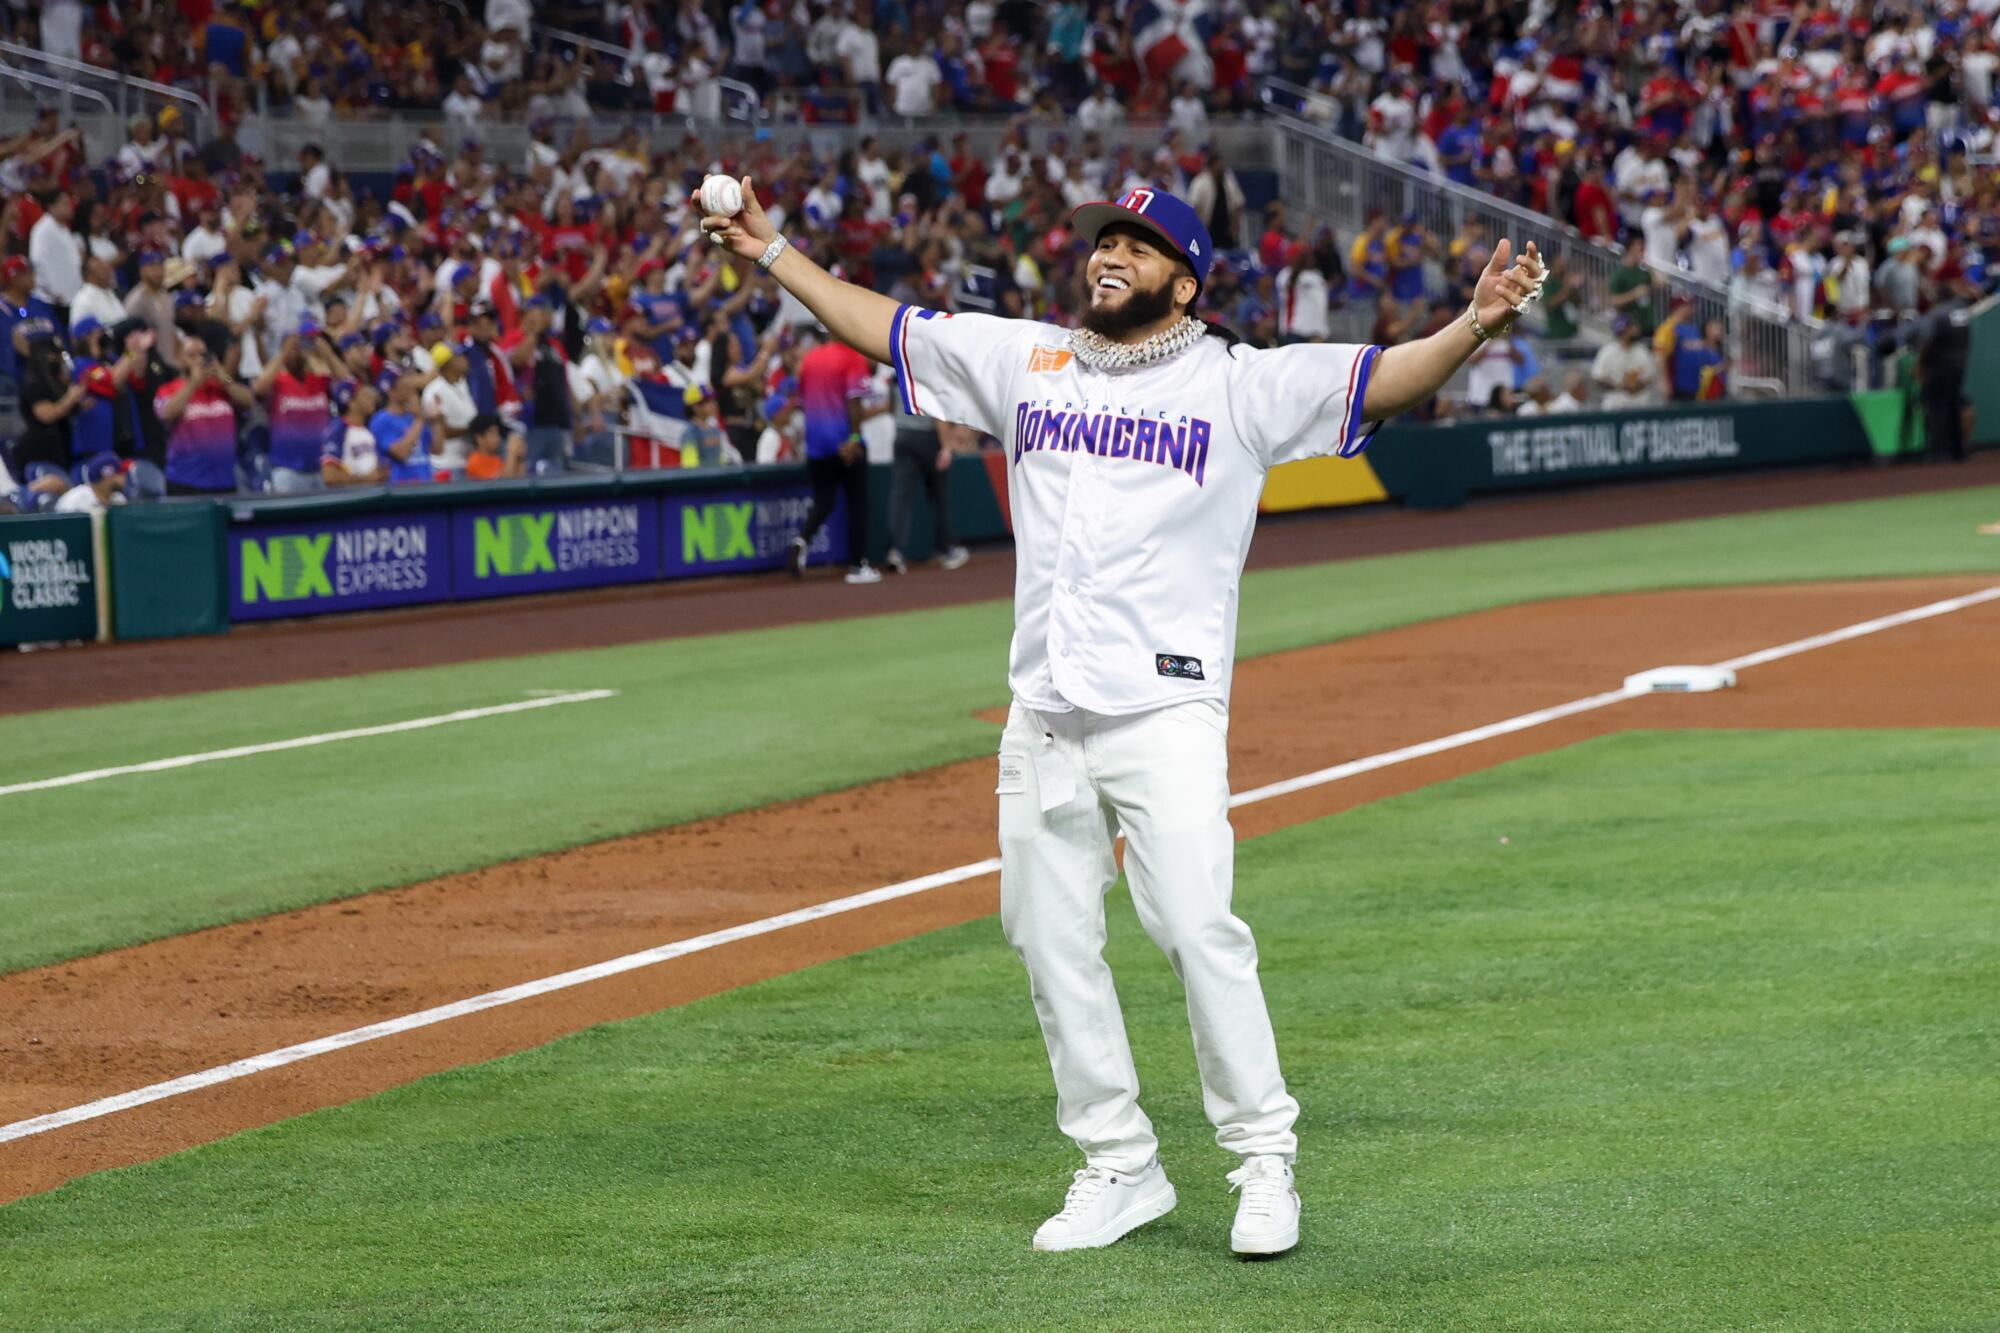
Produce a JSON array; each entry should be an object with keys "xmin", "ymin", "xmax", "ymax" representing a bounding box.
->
[{"xmin": 1066, "ymin": 316, "xmax": 1207, "ymax": 371}]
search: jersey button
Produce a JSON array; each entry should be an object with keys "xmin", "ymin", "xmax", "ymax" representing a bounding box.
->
[{"xmin": 1067, "ymin": 583, "xmax": 1079, "ymax": 594}]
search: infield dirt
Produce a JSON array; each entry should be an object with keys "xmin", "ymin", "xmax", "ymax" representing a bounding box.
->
[{"xmin": 3, "ymin": 573, "xmax": 1996, "ymax": 1203}]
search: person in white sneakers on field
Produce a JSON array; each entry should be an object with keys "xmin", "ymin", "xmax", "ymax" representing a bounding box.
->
[{"xmin": 697, "ymin": 174, "xmax": 1548, "ymax": 1259}]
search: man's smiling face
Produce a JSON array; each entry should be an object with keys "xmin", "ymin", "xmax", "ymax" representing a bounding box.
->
[{"xmin": 1079, "ymin": 224, "xmax": 1195, "ymax": 339}]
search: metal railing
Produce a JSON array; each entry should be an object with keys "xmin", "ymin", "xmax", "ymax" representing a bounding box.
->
[
  {"xmin": 0, "ymin": 65, "xmax": 114, "ymax": 141},
  {"xmin": 1266, "ymin": 103, "xmax": 1826, "ymax": 397},
  {"xmin": 230, "ymin": 112, "xmax": 1277, "ymax": 175},
  {"xmin": 0, "ymin": 40, "xmax": 209, "ymax": 138},
  {"xmin": 530, "ymin": 23, "xmax": 633, "ymax": 63},
  {"xmin": 717, "ymin": 78, "xmax": 762, "ymax": 121}
]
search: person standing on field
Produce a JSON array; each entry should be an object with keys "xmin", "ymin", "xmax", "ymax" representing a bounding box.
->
[
  {"xmin": 884, "ymin": 390, "xmax": 972, "ymax": 574},
  {"xmin": 696, "ymin": 174, "xmax": 1548, "ymax": 1257},
  {"xmin": 790, "ymin": 334, "xmax": 888, "ymax": 584}
]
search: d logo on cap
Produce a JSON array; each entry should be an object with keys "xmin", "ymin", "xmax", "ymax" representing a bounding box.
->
[{"xmin": 1069, "ymin": 185, "xmax": 1215, "ymax": 296}]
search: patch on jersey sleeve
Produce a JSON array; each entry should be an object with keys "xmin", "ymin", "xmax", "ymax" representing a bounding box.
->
[
  {"xmin": 1155, "ymin": 653, "xmax": 1205, "ymax": 680},
  {"xmin": 1027, "ymin": 345, "xmax": 1074, "ymax": 373}
]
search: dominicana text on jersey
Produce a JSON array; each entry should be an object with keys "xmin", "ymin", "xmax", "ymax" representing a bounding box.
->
[
  {"xmin": 1011, "ymin": 399, "xmax": 1215, "ymax": 485},
  {"xmin": 887, "ymin": 301, "xmax": 1381, "ymax": 715}
]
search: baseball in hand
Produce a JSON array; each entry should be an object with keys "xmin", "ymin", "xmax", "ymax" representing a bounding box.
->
[{"xmin": 700, "ymin": 175, "xmax": 745, "ymax": 217}]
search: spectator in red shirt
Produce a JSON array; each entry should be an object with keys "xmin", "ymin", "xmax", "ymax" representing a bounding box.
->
[
  {"xmin": 792, "ymin": 336, "xmax": 885, "ymax": 583},
  {"xmin": 487, "ymin": 237, "xmax": 533, "ymax": 333},
  {"xmin": 1572, "ymin": 161, "xmax": 1617, "ymax": 241},
  {"xmin": 948, "ymin": 133, "xmax": 988, "ymax": 211},
  {"xmin": 1258, "ymin": 203, "xmax": 1292, "ymax": 273},
  {"xmin": 540, "ymin": 195, "xmax": 596, "ymax": 285}
]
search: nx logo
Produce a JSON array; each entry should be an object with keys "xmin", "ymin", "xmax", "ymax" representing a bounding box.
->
[
  {"xmin": 473, "ymin": 513, "xmax": 556, "ymax": 577},
  {"xmin": 240, "ymin": 534, "xmax": 333, "ymax": 603},
  {"xmin": 681, "ymin": 502, "xmax": 755, "ymax": 563}
]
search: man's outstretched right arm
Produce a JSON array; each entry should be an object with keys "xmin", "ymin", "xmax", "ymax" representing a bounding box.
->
[{"xmin": 694, "ymin": 176, "xmax": 898, "ymax": 364}]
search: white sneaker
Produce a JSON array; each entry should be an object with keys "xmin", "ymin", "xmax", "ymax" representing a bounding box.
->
[
  {"xmin": 1227, "ymin": 1155, "xmax": 1300, "ymax": 1256},
  {"xmin": 788, "ymin": 536, "xmax": 808, "ymax": 579},
  {"xmin": 1032, "ymin": 1160, "xmax": 1177, "ymax": 1252},
  {"xmin": 844, "ymin": 562, "xmax": 883, "ymax": 584},
  {"xmin": 884, "ymin": 548, "xmax": 909, "ymax": 574},
  {"xmin": 938, "ymin": 545, "xmax": 970, "ymax": 571}
]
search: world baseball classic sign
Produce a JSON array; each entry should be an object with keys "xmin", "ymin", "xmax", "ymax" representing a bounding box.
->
[{"xmin": 0, "ymin": 513, "xmax": 100, "ymax": 644}]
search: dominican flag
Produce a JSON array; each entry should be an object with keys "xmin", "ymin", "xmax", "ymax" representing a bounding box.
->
[
  {"xmin": 1133, "ymin": 0, "xmax": 1215, "ymax": 85},
  {"xmin": 623, "ymin": 375, "xmax": 692, "ymax": 468},
  {"xmin": 629, "ymin": 376, "xmax": 690, "ymax": 430}
]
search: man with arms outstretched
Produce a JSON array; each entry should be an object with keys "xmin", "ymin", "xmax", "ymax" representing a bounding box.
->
[{"xmin": 697, "ymin": 178, "xmax": 1547, "ymax": 1256}]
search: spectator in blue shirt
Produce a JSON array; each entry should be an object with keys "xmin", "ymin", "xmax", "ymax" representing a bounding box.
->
[
  {"xmin": 370, "ymin": 370, "xmax": 437, "ymax": 484},
  {"xmin": 1671, "ymin": 317, "xmax": 1727, "ymax": 401},
  {"xmin": 1437, "ymin": 105, "xmax": 1481, "ymax": 187},
  {"xmin": 0, "ymin": 255, "xmax": 33, "ymax": 385},
  {"xmin": 629, "ymin": 264, "xmax": 684, "ymax": 364},
  {"xmin": 68, "ymin": 317, "xmax": 148, "ymax": 462}
]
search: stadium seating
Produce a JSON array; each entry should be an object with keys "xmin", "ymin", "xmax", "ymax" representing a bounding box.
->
[{"xmin": 0, "ymin": 0, "xmax": 1988, "ymax": 494}]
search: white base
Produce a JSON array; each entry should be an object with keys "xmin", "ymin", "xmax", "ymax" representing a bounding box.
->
[{"xmin": 1623, "ymin": 665, "xmax": 1738, "ymax": 695}]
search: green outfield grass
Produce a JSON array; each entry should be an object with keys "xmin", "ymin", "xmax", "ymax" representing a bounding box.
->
[
  {"xmin": 4, "ymin": 729, "xmax": 1995, "ymax": 1330},
  {"xmin": 0, "ymin": 483, "xmax": 1997, "ymax": 973}
]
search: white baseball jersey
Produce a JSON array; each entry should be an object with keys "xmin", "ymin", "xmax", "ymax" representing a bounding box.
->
[{"xmin": 889, "ymin": 305, "xmax": 1381, "ymax": 716}]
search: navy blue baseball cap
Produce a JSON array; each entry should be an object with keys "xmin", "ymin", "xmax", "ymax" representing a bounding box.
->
[
  {"xmin": 81, "ymin": 451, "xmax": 128, "ymax": 484},
  {"xmin": 1070, "ymin": 185, "xmax": 1214, "ymax": 296}
]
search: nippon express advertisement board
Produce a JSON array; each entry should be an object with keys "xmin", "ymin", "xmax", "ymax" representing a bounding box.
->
[
  {"xmin": 231, "ymin": 513, "xmax": 449, "ymax": 622},
  {"xmin": 449, "ymin": 497, "xmax": 660, "ymax": 600},
  {"xmin": 664, "ymin": 485, "xmax": 846, "ymax": 578},
  {"xmin": 224, "ymin": 480, "xmax": 841, "ymax": 623}
]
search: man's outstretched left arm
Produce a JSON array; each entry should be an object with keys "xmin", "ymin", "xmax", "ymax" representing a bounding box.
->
[{"xmin": 1361, "ymin": 239, "xmax": 1548, "ymax": 422}]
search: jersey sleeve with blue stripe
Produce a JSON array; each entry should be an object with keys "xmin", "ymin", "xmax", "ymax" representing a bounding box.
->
[
  {"xmin": 888, "ymin": 304, "xmax": 1037, "ymax": 439},
  {"xmin": 1224, "ymin": 341, "xmax": 1383, "ymax": 469}
]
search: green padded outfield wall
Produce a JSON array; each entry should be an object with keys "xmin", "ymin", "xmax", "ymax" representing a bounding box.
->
[
  {"xmin": 109, "ymin": 502, "xmax": 228, "ymax": 639},
  {"xmin": 1364, "ymin": 396, "xmax": 1876, "ymax": 508},
  {"xmin": 1850, "ymin": 389, "xmax": 1922, "ymax": 459},
  {"xmin": 37, "ymin": 397, "xmax": 1897, "ymax": 644},
  {"xmin": 1967, "ymin": 298, "xmax": 2000, "ymax": 448}
]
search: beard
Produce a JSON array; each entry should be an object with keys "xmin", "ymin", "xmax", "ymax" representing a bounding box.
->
[{"xmin": 1077, "ymin": 269, "xmax": 1181, "ymax": 340}]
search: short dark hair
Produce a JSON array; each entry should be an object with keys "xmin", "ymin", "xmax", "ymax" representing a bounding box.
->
[{"xmin": 469, "ymin": 412, "xmax": 502, "ymax": 441}]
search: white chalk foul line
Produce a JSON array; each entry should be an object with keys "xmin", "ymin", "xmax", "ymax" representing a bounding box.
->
[
  {"xmin": 0, "ymin": 691, "xmax": 620, "ymax": 799},
  {"xmin": 3, "ymin": 585, "xmax": 1995, "ymax": 1147},
  {"xmin": 0, "ymin": 856, "xmax": 999, "ymax": 1145},
  {"xmin": 1231, "ymin": 584, "xmax": 2000, "ymax": 808},
  {"xmin": 1711, "ymin": 584, "xmax": 2000, "ymax": 672}
]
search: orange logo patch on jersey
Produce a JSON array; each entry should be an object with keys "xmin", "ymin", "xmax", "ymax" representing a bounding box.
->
[{"xmin": 1027, "ymin": 346, "xmax": 1073, "ymax": 373}]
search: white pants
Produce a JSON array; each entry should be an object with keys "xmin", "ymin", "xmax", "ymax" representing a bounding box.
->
[
  {"xmin": 268, "ymin": 466, "xmax": 326, "ymax": 495},
  {"xmin": 997, "ymin": 699, "xmax": 1299, "ymax": 1173}
]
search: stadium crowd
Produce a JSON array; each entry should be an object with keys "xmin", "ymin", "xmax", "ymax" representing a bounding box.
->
[
  {"xmin": 9, "ymin": 0, "xmax": 1283, "ymax": 126},
  {"xmin": 1323, "ymin": 0, "xmax": 2000, "ymax": 328},
  {"xmin": 4, "ymin": 0, "xmax": 1998, "ymax": 507},
  {"xmin": 0, "ymin": 107, "xmax": 1270, "ymax": 508}
]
